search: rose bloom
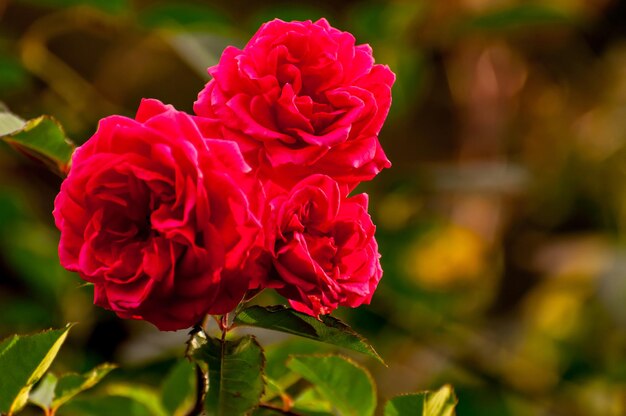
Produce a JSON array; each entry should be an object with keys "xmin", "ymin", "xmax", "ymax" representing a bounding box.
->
[
  {"xmin": 194, "ymin": 18, "xmax": 394, "ymax": 193},
  {"xmin": 268, "ymin": 174, "xmax": 383, "ymax": 316},
  {"xmin": 53, "ymin": 99, "xmax": 264, "ymax": 330}
]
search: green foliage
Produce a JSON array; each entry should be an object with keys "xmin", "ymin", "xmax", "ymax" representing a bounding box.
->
[
  {"xmin": 384, "ymin": 386, "xmax": 458, "ymax": 416},
  {"xmin": 192, "ymin": 334, "xmax": 265, "ymax": 416},
  {"xmin": 0, "ymin": 109, "xmax": 75, "ymax": 175},
  {"xmin": 291, "ymin": 387, "xmax": 334, "ymax": 416},
  {"xmin": 287, "ymin": 355, "xmax": 377, "ymax": 416},
  {"xmin": 15, "ymin": 0, "xmax": 128, "ymax": 14},
  {"xmin": 0, "ymin": 325, "xmax": 71, "ymax": 414},
  {"xmin": 60, "ymin": 395, "xmax": 155, "ymax": 416},
  {"xmin": 0, "ymin": 109, "xmax": 26, "ymax": 136},
  {"xmin": 29, "ymin": 363, "xmax": 116, "ymax": 413},
  {"xmin": 0, "ymin": 55, "xmax": 30, "ymax": 94},
  {"xmin": 458, "ymin": 4, "xmax": 575, "ymax": 32},
  {"xmin": 234, "ymin": 305, "xmax": 384, "ymax": 363},
  {"xmin": 28, "ymin": 373, "xmax": 57, "ymax": 411},
  {"xmin": 263, "ymin": 338, "xmax": 325, "ymax": 399},
  {"xmin": 103, "ymin": 384, "xmax": 168, "ymax": 416},
  {"xmin": 161, "ymin": 359, "xmax": 196, "ymax": 416}
]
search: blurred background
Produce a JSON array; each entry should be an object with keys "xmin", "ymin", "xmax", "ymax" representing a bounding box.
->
[{"xmin": 2, "ymin": 0, "xmax": 626, "ymax": 414}]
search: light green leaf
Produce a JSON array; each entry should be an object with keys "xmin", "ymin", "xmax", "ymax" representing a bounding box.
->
[
  {"xmin": 192, "ymin": 334, "xmax": 265, "ymax": 416},
  {"xmin": 265, "ymin": 338, "xmax": 325, "ymax": 389},
  {"xmin": 260, "ymin": 376, "xmax": 285, "ymax": 404},
  {"xmin": 51, "ymin": 363, "xmax": 116, "ymax": 410},
  {"xmin": 0, "ymin": 112, "xmax": 75, "ymax": 175},
  {"xmin": 0, "ymin": 112, "xmax": 26, "ymax": 136},
  {"xmin": 234, "ymin": 305, "xmax": 384, "ymax": 364},
  {"xmin": 0, "ymin": 325, "xmax": 72, "ymax": 414},
  {"xmin": 292, "ymin": 387, "xmax": 334, "ymax": 416},
  {"xmin": 286, "ymin": 355, "xmax": 376, "ymax": 416},
  {"xmin": 60, "ymin": 395, "xmax": 155, "ymax": 416},
  {"xmin": 29, "ymin": 373, "xmax": 58, "ymax": 410},
  {"xmin": 384, "ymin": 385, "xmax": 458, "ymax": 416},
  {"xmin": 161, "ymin": 359, "xmax": 196, "ymax": 416},
  {"xmin": 104, "ymin": 384, "xmax": 168, "ymax": 416}
]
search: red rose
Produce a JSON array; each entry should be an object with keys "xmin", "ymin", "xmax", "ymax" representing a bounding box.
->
[
  {"xmin": 53, "ymin": 99, "xmax": 264, "ymax": 330},
  {"xmin": 268, "ymin": 174, "xmax": 383, "ymax": 316},
  {"xmin": 194, "ymin": 18, "xmax": 394, "ymax": 193}
]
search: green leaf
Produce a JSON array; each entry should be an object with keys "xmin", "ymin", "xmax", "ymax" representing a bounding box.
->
[
  {"xmin": 292, "ymin": 387, "xmax": 334, "ymax": 416},
  {"xmin": 29, "ymin": 373, "xmax": 58, "ymax": 410},
  {"xmin": 286, "ymin": 355, "xmax": 376, "ymax": 416},
  {"xmin": 192, "ymin": 334, "xmax": 265, "ymax": 416},
  {"xmin": 161, "ymin": 359, "xmax": 196, "ymax": 416},
  {"xmin": 265, "ymin": 338, "xmax": 326, "ymax": 385},
  {"xmin": 60, "ymin": 395, "xmax": 155, "ymax": 416},
  {"xmin": 384, "ymin": 385, "xmax": 458, "ymax": 416},
  {"xmin": 234, "ymin": 305, "xmax": 384, "ymax": 364},
  {"xmin": 104, "ymin": 384, "xmax": 168, "ymax": 416},
  {"xmin": 260, "ymin": 376, "xmax": 286, "ymax": 404},
  {"xmin": 0, "ymin": 325, "xmax": 72, "ymax": 414},
  {"xmin": 51, "ymin": 363, "xmax": 116, "ymax": 410},
  {"xmin": 0, "ymin": 112, "xmax": 75, "ymax": 175},
  {"xmin": 0, "ymin": 112, "xmax": 26, "ymax": 136}
]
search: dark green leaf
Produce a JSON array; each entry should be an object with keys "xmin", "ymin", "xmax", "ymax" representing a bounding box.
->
[
  {"xmin": 192, "ymin": 334, "xmax": 265, "ymax": 416},
  {"xmin": 0, "ymin": 113, "xmax": 75, "ymax": 175},
  {"xmin": 287, "ymin": 355, "xmax": 376, "ymax": 416},
  {"xmin": 234, "ymin": 305, "xmax": 384, "ymax": 364},
  {"xmin": 0, "ymin": 325, "xmax": 72, "ymax": 414},
  {"xmin": 384, "ymin": 385, "xmax": 458, "ymax": 416},
  {"xmin": 161, "ymin": 359, "xmax": 196, "ymax": 416}
]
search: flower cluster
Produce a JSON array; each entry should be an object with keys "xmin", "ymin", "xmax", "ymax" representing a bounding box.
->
[{"xmin": 54, "ymin": 18, "xmax": 395, "ymax": 330}]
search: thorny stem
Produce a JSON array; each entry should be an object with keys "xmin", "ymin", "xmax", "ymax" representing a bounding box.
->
[
  {"xmin": 186, "ymin": 312, "xmax": 234, "ymax": 416},
  {"xmin": 186, "ymin": 318, "xmax": 208, "ymax": 416},
  {"xmin": 188, "ymin": 364, "xmax": 207, "ymax": 416},
  {"xmin": 219, "ymin": 313, "xmax": 230, "ymax": 338},
  {"xmin": 185, "ymin": 303, "xmax": 249, "ymax": 415}
]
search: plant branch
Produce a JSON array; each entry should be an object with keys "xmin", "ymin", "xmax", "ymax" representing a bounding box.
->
[
  {"xmin": 187, "ymin": 363, "xmax": 207, "ymax": 416},
  {"xmin": 186, "ymin": 318, "xmax": 209, "ymax": 416}
]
